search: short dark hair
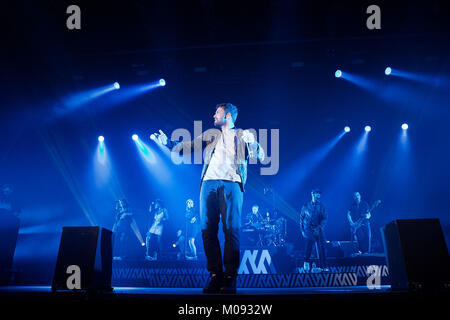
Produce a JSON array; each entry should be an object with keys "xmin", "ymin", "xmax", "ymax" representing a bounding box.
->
[{"xmin": 216, "ymin": 103, "xmax": 238, "ymax": 123}]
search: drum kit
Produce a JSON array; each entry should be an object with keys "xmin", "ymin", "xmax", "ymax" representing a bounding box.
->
[
  {"xmin": 242, "ymin": 216, "xmax": 287, "ymax": 247},
  {"xmin": 242, "ymin": 188, "xmax": 287, "ymax": 247}
]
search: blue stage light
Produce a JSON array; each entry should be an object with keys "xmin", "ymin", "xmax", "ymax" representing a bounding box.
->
[
  {"xmin": 113, "ymin": 82, "xmax": 120, "ymax": 90},
  {"xmin": 344, "ymin": 126, "xmax": 351, "ymax": 133},
  {"xmin": 98, "ymin": 136, "xmax": 104, "ymax": 142},
  {"xmin": 335, "ymin": 70, "xmax": 342, "ymax": 78},
  {"xmin": 61, "ymin": 83, "xmax": 119, "ymax": 113},
  {"xmin": 132, "ymin": 134, "xmax": 139, "ymax": 141},
  {"xmin": 401, "ymin": 123, "xmax": 408, "ymax": 130},
  {"xmin": 365, "ymin": 126, "xmax": 372, "ymax": 132},
  {"xmin": 150, "ymin": 134, "xmax": 156, "ymax": 140},
  {"xmin": 385, "ymin": 67, "xmax": 392, "ymax": 76},
  {"xmin": 159, "ymin": 79, "xmax": 166, "ymax": 87}
]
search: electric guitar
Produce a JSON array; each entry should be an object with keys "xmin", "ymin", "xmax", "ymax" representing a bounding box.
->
[
  {"xmin": 117, "ymin": 211, "xmax": 133, "ymax": 220},
  {"xmin": 350, "ymin": 200, "xmax": 381, "ymax": 234}
]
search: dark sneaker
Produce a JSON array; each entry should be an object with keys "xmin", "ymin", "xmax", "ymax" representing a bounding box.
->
[
  {"xmin": 220, "ymin": 276, "xmax": 237, "ymax": 294},
  {"xmin": 203, "ymin": 274, "xmax": 223, "ymax": 294}
]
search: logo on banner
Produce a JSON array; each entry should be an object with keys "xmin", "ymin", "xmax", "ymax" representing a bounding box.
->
[{"xmin": 238, "ymin": 249, "xmax": 277, "ymax": 274}]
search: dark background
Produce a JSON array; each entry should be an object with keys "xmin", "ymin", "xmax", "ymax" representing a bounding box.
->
[{"xmin": 0, "ymin": 0, "xmax": 449, "ymax": 283}]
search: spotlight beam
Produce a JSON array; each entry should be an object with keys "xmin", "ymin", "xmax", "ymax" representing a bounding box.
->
[
  {"xmin": 61, "ymin": 83, "xmax": 119, "ymax": 112},
  {"xmin": 280, "ymin": 130, "xmax": 346, "ymax": 197}
]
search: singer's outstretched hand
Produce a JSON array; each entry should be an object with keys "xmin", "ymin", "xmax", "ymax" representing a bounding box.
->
[
  {"xmin": 155, "ymin": 129, "xmax": 168, "ymax": 145},
  {"xmin": 242, "ymin": 130, "xmax": 255, "ymax": 144}
]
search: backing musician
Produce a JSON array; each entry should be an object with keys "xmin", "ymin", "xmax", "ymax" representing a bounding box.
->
[
  {"xmin": 112, "ymin": 199, "xmax": 134, "ymax": 260},
  {"xmin": 300, "ymin": 188, "xmax": 328, "ymax": 272},
  {"xmin": 185, "ymin": 198, "xmax": 200, "ymax": 260},
  {"xmin": 146, "ymin": 199, "xmax": 168, "ymax": 261},
  {"xmin": 245, "ymin": 204, "xmax": 264, "ymax": 227},
  {"xmin": 347, "ymin": 192, "xmax": 372, "ymax": 255},
  {"xmin": 243, "ymin": 204, "xmax": 266, "ymax": 246}
]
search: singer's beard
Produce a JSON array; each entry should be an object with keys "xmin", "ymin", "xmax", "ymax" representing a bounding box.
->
[{"xmin": 214, "ymin": 119, "xmax": 225, "ymax": 127}]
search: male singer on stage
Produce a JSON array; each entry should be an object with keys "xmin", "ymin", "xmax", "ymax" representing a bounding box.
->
[{"xmin": 155, "ymin": 103, "xmax": 265, "ymax": 293}]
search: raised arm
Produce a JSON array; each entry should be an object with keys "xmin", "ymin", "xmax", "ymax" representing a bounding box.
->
[{"xmin": 154, "ymin": 129, "xmax": 214, "ymax": 154}]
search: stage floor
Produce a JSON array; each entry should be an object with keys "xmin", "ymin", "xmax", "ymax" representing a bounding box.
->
[
  {"xmin": 0, "ymin": 284, "xmax": 447, "ymax": 317},
  {"xmin": 0, "ymin": 284, "xmax": 416, "ymax": 306},
  {"xmin": 0, "ymin": 285, "xmax": 392, "ymax": 296},
  {"xmin": 1, "ymin": 284, "xmax": 445, "ymax": 301}
]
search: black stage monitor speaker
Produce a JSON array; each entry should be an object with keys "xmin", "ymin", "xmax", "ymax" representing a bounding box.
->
[
  {"xmin": 381, "ymin": 218, "xmax": 450, "ymax": 291},
  {"xmin": 52, "ymin": 226, "xmax": 112, "ymax": 291}
]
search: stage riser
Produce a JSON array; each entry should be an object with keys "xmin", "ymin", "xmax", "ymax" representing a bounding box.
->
[
  {"xmin": 110, "ymin": 252, "xmax": 390, "ymax": 288},
  {"xmin": 112, "ymin": 272, "xmax": 365, "ymax": 288},
  {"xmin": 112, "ymin": 269, "xmax": 389, "ymax": 288}
]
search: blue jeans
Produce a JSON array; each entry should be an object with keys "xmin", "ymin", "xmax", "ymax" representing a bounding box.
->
[
  {"xmin": 200, "ymin": 180, "xmax": 243, "ymax": 277},
  {"xmin": 304, "ymin": 230, "xmax": 327, "ymax": 268}
]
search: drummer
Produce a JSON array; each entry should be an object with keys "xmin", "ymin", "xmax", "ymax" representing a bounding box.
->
[{"xmin": 245, "ymin": 204, "xmax": 264, "ymax": 227}]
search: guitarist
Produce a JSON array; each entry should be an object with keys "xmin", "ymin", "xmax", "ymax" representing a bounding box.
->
[{"xmin": 347, "ymin": 192, "xmax": 372, "ymax": 255}]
